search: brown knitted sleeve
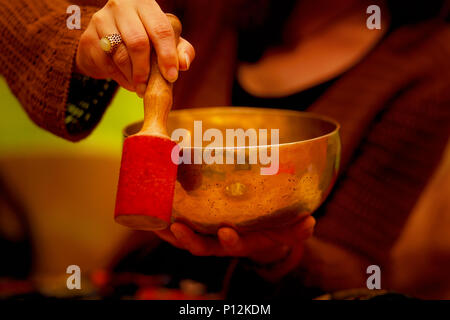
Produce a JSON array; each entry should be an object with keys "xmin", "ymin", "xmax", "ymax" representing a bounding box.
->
[{"xmin": 0, "ymin": 0, "xmax": 109, "ymax": 141}]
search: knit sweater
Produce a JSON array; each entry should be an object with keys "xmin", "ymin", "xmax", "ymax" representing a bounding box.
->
[
  {"xmin": 305, "ymin": 19, "xmax": 450, "ymax": 288},
  {"xmin": 0, "ymin": 0, "xmax": 449, "ymax": 291},
  {"xmin": 0, "ymin": 0, "xmax": 178, "ymax": 140},
  {"xmin": 0, "ymin": 0, "xmax": 98, "ymax": 140}
]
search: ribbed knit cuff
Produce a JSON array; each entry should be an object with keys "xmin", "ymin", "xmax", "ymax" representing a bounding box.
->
[{"xmin": 65, "ymin": 74, "xmax": 118, "ymax": 136}]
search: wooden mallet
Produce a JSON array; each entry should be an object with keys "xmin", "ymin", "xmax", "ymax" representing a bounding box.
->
[{"xmin": 114, "ymin": 14, "xmax": 182, "ymax": 230}]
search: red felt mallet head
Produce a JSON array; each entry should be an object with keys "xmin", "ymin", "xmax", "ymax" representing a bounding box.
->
[{"xmin": 114, "ymin": 14, "xmax": 182, "ymax": 230}]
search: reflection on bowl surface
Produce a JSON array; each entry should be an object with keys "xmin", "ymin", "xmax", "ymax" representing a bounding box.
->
[{"xmin": 124, "ymin": 107, "xmax": 341, "ymax": 234}]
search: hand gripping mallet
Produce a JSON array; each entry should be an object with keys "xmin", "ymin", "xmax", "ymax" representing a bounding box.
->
[{"xmin": 115, "ymin": 14, "xmax": 182, "ymax": 230}]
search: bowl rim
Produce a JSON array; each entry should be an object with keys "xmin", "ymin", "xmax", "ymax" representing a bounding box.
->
[{"xmin": 123, "ymin": 106, "xmax": 341, "ymax": 149}]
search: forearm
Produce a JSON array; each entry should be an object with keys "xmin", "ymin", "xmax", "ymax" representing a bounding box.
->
[
  {"xmin": 0, "ymin": 0, "xmax": 104, "ymax": 140},
  {"xmin": 390, "ymin": 140, "xmax": 450, "ymax": 299}
]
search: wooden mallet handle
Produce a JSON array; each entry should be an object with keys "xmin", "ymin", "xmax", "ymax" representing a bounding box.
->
[
  {"xmin": 140, "ymin": 14, "xmax": 182, "ymax": 137},
  {"xmin": 114, "ymin": 14, "xmax": 182, "ymax": 230}
]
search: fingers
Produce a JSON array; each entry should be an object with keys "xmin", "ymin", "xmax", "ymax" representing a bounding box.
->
[
  {"xmin": 113, "ymin": 6, "xmax": 151, "ymax": 97},
  {"xmin": 77, "ymin": 1, "xmax": 195, "ymax": 94},
  {"xmin": 76, "ymin": 23, "xmax": 134, "ymax": 91},
  {"xmin": 93, "ymin": 11, "xmax": 134, "ymax": 86},
  {"xmin": 262, "ymin": 216, "xmax": 316, "ymax": 246},
  {"xmin": 76, "ymin": 23, "xmax": 103, "ymax": 77},
  {"xmin": 218, "ymin": 227, "xmax": 277, "ymax": 256},
  {"xmin": 90, "ymin": 46, "xmax": 135, "ymax": 92},
  {"xmin": 170, "ymin": 223, "xmax": 225, "ymax": 256},
  {"xmin": 138, "ymin": 2, "xmax": 179, "ymax": 82},
  {"xmin": 217, "ymin": 228, "xmax": 242, "ymax": 254},
  {"xmin": 178, "ymin": 38, "xmax": 195, "ymax": 71},
  {"xmin": 217, "ymin": 216, "xmax": 316, "ymax": 256},
  {"xmin": 154, "ymin": 216, "xmax": 316, "ymax": 259},
  {"xmin": 153, "ymin": 228, "xmax": 185, "ymax": 250},
  {"xmin": 252, "ymin": 216, "xmax": 315, "ymax": 246}
]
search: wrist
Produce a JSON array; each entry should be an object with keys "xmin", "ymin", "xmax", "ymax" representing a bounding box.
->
[
  {"xmin": 248, "ymin": 245, "xmax": 292, "ymax": 266},
  {"xmin": 244, "ymin": 244, "xmax": 305, "ymax": 282}
]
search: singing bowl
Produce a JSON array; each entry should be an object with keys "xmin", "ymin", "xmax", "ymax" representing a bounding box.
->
[{"xmin": 124, "ymin": 107, "xmax": 341, "ymax": 234}]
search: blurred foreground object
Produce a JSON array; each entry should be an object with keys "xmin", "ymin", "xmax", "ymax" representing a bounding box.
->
[
  {"xmin": 0, "ymin": 154, "xmax": 130, "ymax": 297},
  {"xmin": 391, "ymin": 140, "xmax": 450, "ymax": 299}
]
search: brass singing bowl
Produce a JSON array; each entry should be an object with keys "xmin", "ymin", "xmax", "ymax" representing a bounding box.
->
[{"xmin": 124, "ymin": 107, "xmax": 341, "ymax": 234}]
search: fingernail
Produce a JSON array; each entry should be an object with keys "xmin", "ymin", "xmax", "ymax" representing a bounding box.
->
[
  {"xmin": 171, "ymin": 226, "xmax": 185, "ymax": 241},
  {"xmin": 136, "ymin": 83, "xmax": 146, "ymax": 98},
  {"xmin": 166, "ymin": 67, "xmax": 178, "ymax": 83},
  {"xmin": 184, "ymin": 53, "xmax": 190, "ymax": 70},
  {"xmin": 220, "ymin": 230, "xmax": 238, "ymax": 246}
]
